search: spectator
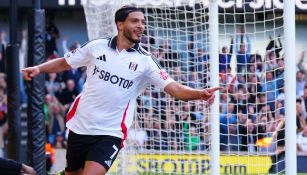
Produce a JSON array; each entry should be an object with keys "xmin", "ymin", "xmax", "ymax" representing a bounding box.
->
[
  {"xmin": 220, "ymin": 102, "xmax": 237, "ymax": 151},
  {"xmin": 297, "ymin": 70, "xmax": 306, "ymax": 97},
  {"xmin": 54, "ymin": 132, "xmax": 66, "ymax": 149},
  {"xmin": 157, "ymin": 42, "xmax": 178, "ymax": 69},
  {"xmin": 302, "ymin": 86, "xmax": 307, "ymax": 112},
  {"xmin": 266, "ymin": 35, "xmax": 282, "ymax": 59},
  {"xmin": 297, "ymin": 126, "xmax": 307, "ymax": 154},
  {"xmin": 62, "ymin": 36, "xmax": 81, "ymax": 55},
  {"xmin": 48, "ymin": 102, "xmax": 66, "ymax": 141},
  {"xmin": 183, "ymin": 125, "xmax": 201, "ymax": 151},
  {"xmin": 261, "ymin": 71, "xmax": 278, "ymax": 110},
  {"xmin": 196, "ymin": 48, "xmax": 209, "ymax": 84},
  {"xmin": 275, "ymin": 58, "xmax": 285, "ymax": 89},
  {"xmin": 265, "ymin": 51, "xmax": 278, "ymax": 72},
  {"xmin": 298, "ymin": 51, "xmax": 307, "ymax": 81},
  {"xmin": 188, "ymin": 71, "xmax": 201, "ymax": 89},
  {"xmin": 255, "ymin": 54, "xmax": 265, "ymax": 78},
  {"xmin": 140, "ymin": 30, "xmax": 155, "ymax": 52},
  {"xmin": 45, "ymin": 73, "xmax": 62, "ymax": 97},
  {"xmin": 61, "ymin": 68, "xmax": 82, "ymax": 91},
  {"xmin": 44, "ymin": 94, "xmax": 52, "ymax": 137},
  {"xmin": 187, "ymin": 42, "xmax": 196, "ymax": 72},
  {"xmin": 146, "ymin": 118, "xmax": 162, "ymax": 150},
  {"xmin": 0, "ymin": 31, "xmax": 6, "ymax": 73},
  {"xmin": 0, "ymin": 73, "xmax": 7, "ymax": 157},
  {"xmin": 256, "ymin": 114, "xmax": 272, "ymax": 144},
  {"xmin": 161, "ymin": 119, "xmax": 178, "ymax": 150},
  {"xmin": 228, "ymin": 124, "xmax": 239, "ymax": 151},
  {"xmin": 58, "ymin": 79, "xmax": 79, "ymax": 110},
  {"xmin": 139, "ymin": 88, "xmax": 152, "ymax": 111},
  {"xmin": 219, "ymin": 37, "xmax": 233, "ymax": 73},
  {"xmin": 236, "ymin": 27, "xmax": 251, "ymax": 73},
  {"xmin": 220, "ymin": 92, "xmax": 228, "ymax": 114},
  {"xmin": 269, "ymin": 117, "xmax": 285, "ymax": 173},
  {"xmin": 297, "ymin": 99, "xmax": 306, "ymax": 132},
  {"xmin": 19, "ymin": 29, "xmax": 28, "ymax": 105},
  {"xmin": 45, "ymin": 15, "xmax": 60, "ymax": 57},
  {"xmin": 0, "ymin": 117, "xmax": 7, "ymax": 158},
  {"xmin": 238, "ymin": 118, "xmax": 257, "ymax": 152}
]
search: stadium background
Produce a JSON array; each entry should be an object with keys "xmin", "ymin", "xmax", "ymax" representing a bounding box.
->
[{"xmin": 0, "ymin": 0, "xmax": 307, "ymax": 173}]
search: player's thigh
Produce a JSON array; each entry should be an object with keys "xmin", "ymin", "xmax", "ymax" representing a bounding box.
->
[
  {"xmin": 86, "ymin": 135, "xmax": 122, "ymax": 172},
  {"xmin": 83, "ymin": 161, "xmax": 107, "ymax": 175},
  {"xmin": 65, "ymin": 131, "xmax": 92, "ymax": 172}
]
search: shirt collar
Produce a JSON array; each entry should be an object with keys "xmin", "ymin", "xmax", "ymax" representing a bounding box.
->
[{"xmin": 109, "ymin": 36, "xmax": 140, "ymax": 52}]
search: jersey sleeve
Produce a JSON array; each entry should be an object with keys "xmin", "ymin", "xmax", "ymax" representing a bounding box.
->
[
  {"xmin": 145, "ymin": 55, "xmax": 174, "ymax": 89},
  {"xmin": 64, "ymin": 41, "xmax": 93, "ymax": 68}
]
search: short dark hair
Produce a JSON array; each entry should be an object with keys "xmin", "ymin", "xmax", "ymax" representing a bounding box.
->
[{"xmin": 114, "ymin": 6, "xmax": 143, "ymax": 24}]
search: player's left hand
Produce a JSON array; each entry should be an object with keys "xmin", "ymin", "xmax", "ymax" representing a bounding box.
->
[{"xmin": 199, "ymin": 87, "xmax": 223, "ymax": 105}]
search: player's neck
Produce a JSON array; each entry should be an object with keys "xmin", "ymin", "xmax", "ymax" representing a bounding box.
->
[{"xmin": 116, "ymin": 35, "xmax": 135, "ymax": 52}]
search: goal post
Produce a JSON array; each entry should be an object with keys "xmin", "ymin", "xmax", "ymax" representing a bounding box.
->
[
  {"xmin": 284, "ymin": 0, "xmax": 296, "ymax": 174},
  {"xmin": 82, "ymin": 0, "xmax": 296, "ymax": 174},
  {"xmin": 209, "ymin": 1, "xmax": 220, "ymax": 175}
]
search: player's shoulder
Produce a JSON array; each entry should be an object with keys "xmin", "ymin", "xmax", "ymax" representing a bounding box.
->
[
  {"xmin": 136, "ymin": 46, "xmax": 162, "ymax": 69},
  {"xmin": 136, "ymin": 46, "xmax": 157, "ymax": 62},
  {"xmin": 80, "ymin": 37, "xmax": 112, "ymax": 49},
  {"xmin": 136, "ymin": 46, "xmax": 151, "ymax": 57}
]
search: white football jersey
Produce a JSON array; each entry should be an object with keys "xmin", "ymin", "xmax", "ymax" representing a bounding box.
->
[{"xmin": 64, "ymin": 36, "xmax": 174, "ymax": 146}]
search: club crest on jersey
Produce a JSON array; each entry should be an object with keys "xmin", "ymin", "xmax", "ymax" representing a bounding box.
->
[
  {"xmin": 129, "ymin": 62, "xmax": 138, "ymax": 71},
  {"xmin": 159, "ymin": 70, "xmax": 169, "ymax": 80}
]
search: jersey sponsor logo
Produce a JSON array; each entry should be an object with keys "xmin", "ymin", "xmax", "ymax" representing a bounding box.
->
[
  {"xmin": 97, "ymin": 54, "xmax": 106, "ymax": 62},
  {"xmin": 129, "ymin": 62, "xmax": 138, "ymax": 71},
  {"xmin": 159, "ymin": 69, "xmax": 169, "ymax": 80},
  {"xmin": 92, "ymin": 65, "xmax": 134, "ymax": 89}
]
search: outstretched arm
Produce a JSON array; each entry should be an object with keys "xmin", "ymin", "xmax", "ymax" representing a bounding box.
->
[
  {"xmin": 22, "ymin": 57, "xmax": 71, "ymax": 80},
  {"xmin": 164, "ymin": 81, "xmax": 222, "ymax": 103}
]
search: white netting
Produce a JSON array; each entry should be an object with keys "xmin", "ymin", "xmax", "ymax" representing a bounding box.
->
[
  {"xmin": 218, "ymin": 2, "xmax": 286, "ymax": 174},
  {"xmin": 83, "ymin": 0, "xmax": 288, "ymax": 174}
]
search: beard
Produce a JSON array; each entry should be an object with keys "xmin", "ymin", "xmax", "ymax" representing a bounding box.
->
[{"xmin": 123, "ymin": 28, "xmax": 142, "ymax": 43}]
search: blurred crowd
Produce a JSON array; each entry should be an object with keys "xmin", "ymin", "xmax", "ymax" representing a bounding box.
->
[{"xmin": 0, "ymin": 20, "xmax": 306, "ymax": 160}]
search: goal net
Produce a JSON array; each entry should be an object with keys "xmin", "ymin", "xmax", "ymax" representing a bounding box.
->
[{"xmin": 83, "ymin": 0, "xmax": 294, "ymax": 174}]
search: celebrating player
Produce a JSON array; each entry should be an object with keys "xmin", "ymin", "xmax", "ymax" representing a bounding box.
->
[{"xmin": 22, "ymin": 5, "xmax": 221, "ymax": 175}]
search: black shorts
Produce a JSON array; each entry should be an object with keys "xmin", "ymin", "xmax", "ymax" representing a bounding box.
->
[{"xmin": 65, "ymin": 131, "xmax": 122, "ymax": 172}]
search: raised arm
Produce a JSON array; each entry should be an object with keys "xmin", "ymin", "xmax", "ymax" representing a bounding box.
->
[
  {"xmin": 229, "ymin": 37, "xmax": 234, "ymax": 54},
  {"xmin": 22, "ymin": 57, "xmax": 71, "ymax": 80},
  {"xmin": 246, "ymin": 35, "xmax": 251, "ymax": 54},
  {"xmin": 164, "ymin": 81, "xmax": 221, "ymax": 103}
]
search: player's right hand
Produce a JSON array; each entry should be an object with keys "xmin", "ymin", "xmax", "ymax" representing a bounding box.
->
[{"xmin": 22, "ymin": 66, "xmax": 40, "ymax": 81}]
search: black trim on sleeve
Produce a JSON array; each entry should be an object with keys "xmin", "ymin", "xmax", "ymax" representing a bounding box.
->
[{"xmin": 138, "ymin": 47, "xmax": 151, "ymax": 56}]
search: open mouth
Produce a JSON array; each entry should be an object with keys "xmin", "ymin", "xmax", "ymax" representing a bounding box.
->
[{"xmin": 134, "ymin": 31, "xmax": 143, "ymax": 37}]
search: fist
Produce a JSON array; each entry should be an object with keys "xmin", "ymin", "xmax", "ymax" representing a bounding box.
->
[{"xmin": 22, "ymin": 66, "xmax": 40, "ymax": 81}]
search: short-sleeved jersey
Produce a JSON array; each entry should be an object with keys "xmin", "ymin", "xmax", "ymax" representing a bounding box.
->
[{"xmin": 64, "ymin": 36, "xmax": 174, "ymax": 145}]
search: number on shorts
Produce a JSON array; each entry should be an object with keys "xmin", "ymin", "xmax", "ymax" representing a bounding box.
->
[{"xmin": 110, "ymin": 145, "xmax": 118, "ymax": 159}]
